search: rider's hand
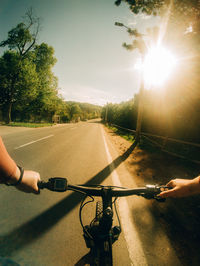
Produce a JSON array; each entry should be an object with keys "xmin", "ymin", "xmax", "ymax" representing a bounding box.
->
[
  {"xmin": 159, "ymin": 176, "xmax": 200, "ymax": 198},
  {"xmin": 17, "ymin": 170, "xmax": 40, "ymax": 194},
  {"xmin": 11, "ymin": 167, "xmax": 40, "ymax": 194}
]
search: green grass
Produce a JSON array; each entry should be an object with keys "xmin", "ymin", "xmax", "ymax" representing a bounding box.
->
[
  {"xmin": 106, "ymin": 124, "xmax": 135, "ymax": 143},
  {"xmin": 6, "ymin": 122, "xmax": 54, "ymax": 128},
  {"xmin": 106, "ymin": 124, "xmax": 161, "ymax": 152}
]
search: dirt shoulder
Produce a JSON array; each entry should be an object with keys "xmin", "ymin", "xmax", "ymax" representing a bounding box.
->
[{"xmin": 104, "ymin": 125, "xmax": 200, "ymax": 266}]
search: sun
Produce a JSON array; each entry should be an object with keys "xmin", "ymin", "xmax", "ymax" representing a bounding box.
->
[{"xmin": 143, "ymin": 46, "xmax": 177, "ymax": 88}]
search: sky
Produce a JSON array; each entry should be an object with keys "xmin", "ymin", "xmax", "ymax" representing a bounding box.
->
[{"xmin": 0, "ymin": 0, "xmax": 159, "ymax": 106}]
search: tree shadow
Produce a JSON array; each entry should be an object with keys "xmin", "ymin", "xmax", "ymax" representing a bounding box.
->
[{"xmin": 0, "ymin": 141, "xmax": 137, "ymax": 257}]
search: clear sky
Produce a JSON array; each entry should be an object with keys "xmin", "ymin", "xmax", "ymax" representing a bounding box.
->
[{"xmin": 0, "ymin": 0, "xmax": 159, "ymax": 106}]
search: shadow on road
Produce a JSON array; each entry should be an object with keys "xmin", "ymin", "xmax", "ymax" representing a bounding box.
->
[{"xmin": 0, "ymin": 141, "xmax": 137, "ymax": 257}]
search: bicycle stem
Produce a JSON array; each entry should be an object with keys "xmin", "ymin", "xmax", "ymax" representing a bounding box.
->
[{"xmin": 99, "ymin": 188, "xmax": 114, "ymax": 233}]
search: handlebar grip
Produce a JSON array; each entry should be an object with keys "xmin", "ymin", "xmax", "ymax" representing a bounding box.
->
[
  {"xmin": 38, "ymin": 181, "xmax": 46, "ymax": 189},
  {"xmin": 37, "ymin": 178, "xmax": 68, "ymax": 192}
]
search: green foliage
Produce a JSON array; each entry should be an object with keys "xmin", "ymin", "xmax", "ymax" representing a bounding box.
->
[
  {"xmin": 102, "ymin": 97, "xmax": 137, "ymax": 130},
  {"xmin": 115, "ymin": 0, "xmax": 165, "ymax": 16},
  {"xmin": 68, "ymin": 103, "xmax": 82, "ymax": 120},
  {"xmin": 7, "ymin": 122, "xmax": 53, "ymax": 128},
  {"xmin": 0, "ymin": 8, "xmax": 40, "ymax": 57},
  {"xmin": 106, "ymin": 124, "xmax": 135, "ymax": 142},
  {"xmin": 115, "ymin": 1, "xmax": 200, "ymax": 23},
  {"xmin": 0, "ymin": 51, "xmax": 39, "ymax": 122},
  {"xmin": 66, "ymin": 101, "xmax": 101, "ymax": 122},
  {"xmin": 0, "ymin": 23, "xmax": 33, "ymax": 55},
  {"xmin": 115, "ymin": 1, "xmax": 200, "ymax": 42},
  {"xmin": 28, "ymin": 43, "xmax": 59, "ymax": 121},
  {"xmin": 34, "ymin": 43, "xmax": 57, "ymax": 72}
]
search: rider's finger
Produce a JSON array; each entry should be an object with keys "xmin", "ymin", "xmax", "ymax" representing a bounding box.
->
[
  {"xmin": 166, "ymin": 180, "xmax": 176, "ymax": 188},
  {"xmin": 159, "ymin": 188, "xmax": 176, "ymax": 198}
]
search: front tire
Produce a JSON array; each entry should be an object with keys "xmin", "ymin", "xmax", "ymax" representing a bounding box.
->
[
  {"xmin": 96, "ymin": 201, "xmax": 103, "ymax": 220},
  {"xmin": 95, "ymin": 201, "xmax": 113, "ymax": 265}
]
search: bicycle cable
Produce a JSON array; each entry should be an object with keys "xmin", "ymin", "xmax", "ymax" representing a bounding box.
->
[
  {"xmin": 79, "ymin": 194, "xmax": 94, "ymax": 240},
  {"xmin": 113, "ymin": 197, "xmax": 121, "ymax": 229}
]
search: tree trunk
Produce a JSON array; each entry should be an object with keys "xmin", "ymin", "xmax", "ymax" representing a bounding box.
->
[
  {"xmin": 135, "ymin": 79, "xmax": 144, "ymax": 142},
  {"xmin": 5, "ymin": 102, "xmax": 12, "ymax": 124}
]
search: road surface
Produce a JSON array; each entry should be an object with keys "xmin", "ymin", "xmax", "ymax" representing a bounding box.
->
[{"xmin": 0, "ymin": 121, "xmax": 181, "ymax": 265}]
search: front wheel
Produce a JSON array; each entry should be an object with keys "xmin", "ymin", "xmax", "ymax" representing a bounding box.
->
[
  {"xmin": 101, "ymin": 237, "xmax": 113, "ymax": 266},
  {"xmin": 90, "ymin": 238, "xmax": 113, "ymax": 266},
  {"xmin": 96, "ymin": 201, "xmax": 103, "ymax": 220}
]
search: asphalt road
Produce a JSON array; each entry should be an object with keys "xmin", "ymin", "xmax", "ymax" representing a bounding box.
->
[{"xmin": 0, "ymin": 121, "xmax": 182, "ymax": 266}]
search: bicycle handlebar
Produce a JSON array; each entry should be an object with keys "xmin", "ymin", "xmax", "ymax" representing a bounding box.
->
[{"xmin": 38, "ymin": 177, "xmax": 169, "ymax": 202}]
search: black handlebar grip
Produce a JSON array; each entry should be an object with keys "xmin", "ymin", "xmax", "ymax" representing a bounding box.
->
[
  {"xmin": 37, "ymin": 178, "xmax": 68, "ymax": 191},
  {"xmin": 38, "ymin": 181, "xmax": 46, "ymax": 189}
]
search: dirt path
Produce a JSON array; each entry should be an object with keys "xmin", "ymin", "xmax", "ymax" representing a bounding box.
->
[{"xmin": 104, "ymin": 126, "xmax": 200, "ymax": 266}]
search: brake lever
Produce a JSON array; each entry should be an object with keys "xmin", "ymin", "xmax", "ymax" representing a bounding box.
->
[
  {"xmin": 154, "ymin": 185, "xmax": 173, "ymax": 202},
  {"xmin": 144, "ymin": 185, "xmax": 171, "ymax": 202},
  {"xmin": 154, "ymin": 195, "xmax": 166, "ymax": 202}
]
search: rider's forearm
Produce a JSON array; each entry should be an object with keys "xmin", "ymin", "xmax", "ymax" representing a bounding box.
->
[
  {"xmin": 0, "ymin": 136, "xmax": 19, "ymax": 183},
  {"xmin": 184, "ymin": 176, "xmax": 200, "ymax": 196},
  {"xmin": 192, "ymin": 175, "xmax": 200, "ymax": 193}
]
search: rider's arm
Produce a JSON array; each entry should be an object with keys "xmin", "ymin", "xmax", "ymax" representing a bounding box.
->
[
  {"xmin": 0, "ymin": 136, "xmax": 40, "ymax": 194},
  {"xmin": 159, "ymin": 176, "xmax": 200, "ymax": 198},
  {"xmin": 0, "ymin": 136, "xmax": 17, "ymax": 182}
]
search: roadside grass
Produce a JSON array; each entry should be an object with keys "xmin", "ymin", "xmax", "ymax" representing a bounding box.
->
[
  {"xmin": 106, "ymin": 124, "xmax": 135, "ymax": 143},
  {"xmin": 4, "ymin": 122, "xmax": 54, "ymax": 128},
  {"xmin": 106, "ymin": 124, "xmax": 160, "ymax": 153},
  {"xmin": 105, "ymin": 123, "xmax": 200, "ymax": 163}
]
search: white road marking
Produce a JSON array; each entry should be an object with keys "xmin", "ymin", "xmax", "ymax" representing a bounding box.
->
[
  {"xmin": 101, "ymin": 127, "xmax": 148, "ymax": 266},
  {"xmin": 14, "ymin": 135, "xmax": 54, "ymax": 149}
]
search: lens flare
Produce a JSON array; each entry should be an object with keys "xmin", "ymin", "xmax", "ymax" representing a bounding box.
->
[{"xmin": 143, "ymin": 46, "xmax": 177, "ymax": 87}]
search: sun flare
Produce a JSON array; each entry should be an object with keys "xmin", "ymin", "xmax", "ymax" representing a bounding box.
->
[{"xmin": 143, "ymin": 46, "xmax": 177, "ymax": 88}]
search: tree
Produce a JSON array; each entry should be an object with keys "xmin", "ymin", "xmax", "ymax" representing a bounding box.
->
[
  {"xmin": 0, "ymin": 8, "xmax": 41, "ymax": 123},
  {"xmin": 115, "ymin": 1, "xmax": 200, "ymax": 57},
  {"xmin": 102, "ymin": 99, "xmax": 137, "ymax": 130},
  {"xmin": 0, "ymin": 9, "xmax": 60, "ymax": 123},
  {"xmin": 0, "ymin": 8, "xmax": 40, "ymax": 57},
  {"xmin": 34, "ymin": 43, "xmax": 57, "ymax": 72},
  {"xmin": 115, "ymin": 0, "xmax": 164, "ymax": 15},
  {"xmin": 115, "ymin": 0, "xmax": 200, "ymax": 34},
  {"xmin": 0, "ymin": 51, "xmax": 38, "ymax": 123},
  {"xmin": 68, "ymin": 103, "xmax": 82, "ymax": 121},
  {"xmin": 29, "ymin": 43, "xmax": 58, "ymax": 121}
]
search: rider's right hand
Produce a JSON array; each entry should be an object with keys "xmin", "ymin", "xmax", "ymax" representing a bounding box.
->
[{"xmin": 159, "ymin": 176, "xmax": 200, "ymax": 198}]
